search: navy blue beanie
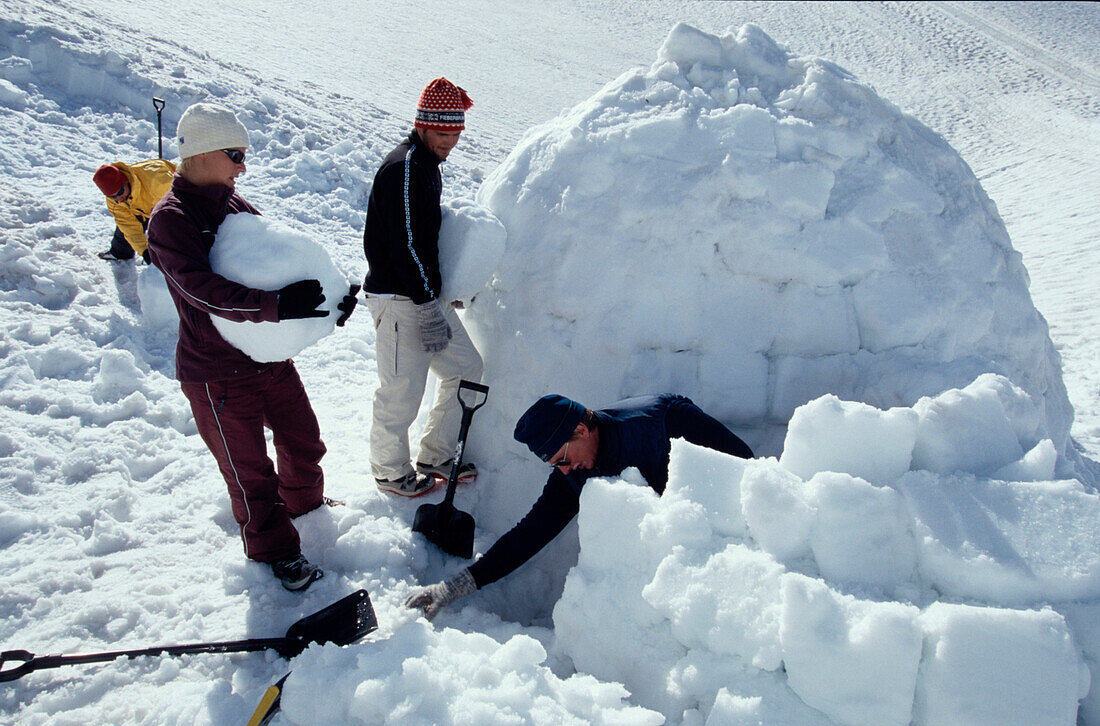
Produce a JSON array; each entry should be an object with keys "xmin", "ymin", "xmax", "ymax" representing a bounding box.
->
[{"xmin": 513, "ymin": 394, "xmax": 585, "ymax": 461}]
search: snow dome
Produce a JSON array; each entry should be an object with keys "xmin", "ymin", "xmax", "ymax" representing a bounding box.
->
[
  {"xmin": 437, "ymin": 23, "xmax": 1095, "ymax": 724},
  {"xmin": 464, "ymin": 22, "xmax": 1073, "ymax": 533}
]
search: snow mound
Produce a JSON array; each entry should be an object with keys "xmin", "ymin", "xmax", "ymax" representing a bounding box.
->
[
  {"xmin": 438, "ymin": 199, "xmax": 506, "ymax": 304},
  {"xmin": 464, "ymin": 22, "xmax": 1075, "ymax": 535},
  {"xmin": 136, "ymin": 263, "xmax": 177, "ymax": 329},
  {"xmin": 209, "ymin": 213, "xmax": 348, "ymax": 362},
  {"xmin": 283, "ymin": 621, "xmax": 663, "ymax": 725}
]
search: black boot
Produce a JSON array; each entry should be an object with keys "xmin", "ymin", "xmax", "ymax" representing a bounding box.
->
[{"xmin": 98, "ymin": 227, "xmax": 135, "ymax": 262}]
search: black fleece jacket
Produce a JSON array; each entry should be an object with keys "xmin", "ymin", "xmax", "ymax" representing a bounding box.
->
[
  {"xmin": 467, "ymin": 394, "xmax": 753, "ymax": 588},
  {"xmin": 362, "ymin": 130, "xmax": 444, "ymax": 304}
]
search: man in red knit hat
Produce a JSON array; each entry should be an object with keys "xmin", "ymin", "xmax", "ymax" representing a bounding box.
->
[
  {"xmin": 361, "ymin": 78, "xmax": 484, "ymax": 497},
  {"xmin": 92, "ymin": 158, "xmax": 176, "ymax": 262}
]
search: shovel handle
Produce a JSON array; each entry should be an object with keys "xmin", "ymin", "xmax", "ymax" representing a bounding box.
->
[
  {"xmin": 152, "ymin": 96, "xmax": 166, "ymax": 159},
  {"xmin": 441, "ymin": 381, "xmax": 488, "ymax": 510},
  {"xmin": 0, "ymin": 638, "xmax": 287, "ymax": 682}
]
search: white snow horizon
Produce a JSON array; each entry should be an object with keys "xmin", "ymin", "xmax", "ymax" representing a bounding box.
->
[{"xmin": 1, "ymin": 2, "xmax": 1099, "ymax": 725}]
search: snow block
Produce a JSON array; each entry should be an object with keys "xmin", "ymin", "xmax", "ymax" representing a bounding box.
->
[
  {"xmin": 0, "ymin": 78, "xmax": 28, "ymax": 110},
  {"xmin": 806, "ymin": 472, "xmax": 917, "ymax": 589},
  {"xmin": 209, "ymin": 214, "xmax": 348, "ymax": 362},
  {"xmin": 438, "ymin": 199, "xmax": 506, "ymax": 304},
  {"xmin": 553, "ymin": 479, "xmax": 689, "ymax": 720},
  {"xmin": 780, "ymin": 574, "xmax": 923, "ymax": 726},
  {"xmin": 898, "ymin": 471, "xmax": 1100, "ymax": 604},
  {"xmin": 136, "ymin": 263, "xmax": 177, "ymax": 329},
  {"xmin": 666, "ymin": 439, "xmax": 751, "ymax": 538},
  {"xmin": 740, "ymin": 458, "xmax": 813, "ymax": 564},
  {"xmin": 644, "ymin": 543, "xmax": 785, "ymax": 670},
  {"xmin": 779, "ymin": 393, "xmax": 918, "ymax": 483},
  {"xmin": 915, "ymin": 603, "xmax": 1089, "ymax": 726},
  {"xmin": 911, "ymin": 373, "xmax": 1044, "ymax": 476},
  {"xmin": 1060, "ymin": 602, "xmax": 1100, "ymax": 726}
]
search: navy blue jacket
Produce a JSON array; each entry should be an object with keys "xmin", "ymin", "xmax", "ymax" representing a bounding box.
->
[
  {"xmin": 467, "ymin": 394, "xmax": 752, "ymax": 588},
  {"xmin": 362, "ymin": 131, "xmax": 443, "ymax": 304}
]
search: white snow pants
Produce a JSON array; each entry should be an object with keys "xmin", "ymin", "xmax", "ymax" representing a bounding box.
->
[{"xmin": 366, "ymin": 295, "xmax": 483, "ymax": 481}]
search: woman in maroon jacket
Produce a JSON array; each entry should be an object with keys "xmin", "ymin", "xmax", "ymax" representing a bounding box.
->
[{"xmin": 147, "ymin": 102, "xmax": 348, "ymax": 591}]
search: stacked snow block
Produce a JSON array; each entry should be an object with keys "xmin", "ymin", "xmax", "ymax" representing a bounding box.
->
[{"xmin": 553, "ymin": 379, "xmax": 1098, "ymax": 725}]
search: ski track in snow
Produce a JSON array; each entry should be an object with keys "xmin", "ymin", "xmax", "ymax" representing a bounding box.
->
[{"xmin": 934, "ymin": 1, "xmax": 1100, "ymax": 95}]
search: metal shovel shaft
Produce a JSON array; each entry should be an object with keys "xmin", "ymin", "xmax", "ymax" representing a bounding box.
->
[{"xmin": 0, "ymin": 638, "xmax": 285, "ymax": 683}]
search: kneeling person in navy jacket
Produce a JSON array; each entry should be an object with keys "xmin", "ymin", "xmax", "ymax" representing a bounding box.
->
[{"xmin": 406, "ymin": 393, "xmax": 754, "ymax": 619}]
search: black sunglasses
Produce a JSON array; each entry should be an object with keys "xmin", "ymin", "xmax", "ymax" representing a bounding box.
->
[
  {"xmin": 547, "ymin": 441, "xmax": 571, "ymax": 469},
  {"xmin": 222, "ymin": 148, "xmax": 246, "ymax": 164}
]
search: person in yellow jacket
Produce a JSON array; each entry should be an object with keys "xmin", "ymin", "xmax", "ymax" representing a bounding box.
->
[{"xmin": 93, "ymin": 158, "xmax": 176, "ymax": 262}]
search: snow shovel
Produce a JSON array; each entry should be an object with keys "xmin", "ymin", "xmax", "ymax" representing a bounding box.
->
[
  {"xmin": 152, "ymin": 96, "xmax": 165, "ymax": 159},
  {"xmin": 412, "ymin": 379, "xmax": 488, "ymax": 559},
  {"xmin": 0, "ymin": 589, "xmax": 377, "ymax": 683}
]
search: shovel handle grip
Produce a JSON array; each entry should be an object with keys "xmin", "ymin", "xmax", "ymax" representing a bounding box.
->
[
  {"xmin": 457, "ymin": 380, "xmax": 488, "ymax": 413},
  {"xmin": 0, "ymin": 650, "xmax": 36, "ymax": 682}
]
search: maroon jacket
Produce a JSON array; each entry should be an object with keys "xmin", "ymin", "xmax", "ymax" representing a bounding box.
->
[{"xmin": 147, "ymin": 175, "xmax": 280, "ymax": 383}]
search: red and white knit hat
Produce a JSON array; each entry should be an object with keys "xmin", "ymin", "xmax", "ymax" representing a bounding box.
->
[{"xmin": 414, "ymin": 78, "xmax": 473, "ymax": 132}]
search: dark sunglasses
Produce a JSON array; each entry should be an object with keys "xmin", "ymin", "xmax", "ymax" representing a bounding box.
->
[
  {"xmin": 222, "ymin": 148, "xmax": 246, "ymax": 164},
  {"xmin": 548, "ymin": 441, "xmax": 571, "ymax": 469},
  {"xmin": 108, "ymin": 185, "xmax": 129, "ymax": 201}
]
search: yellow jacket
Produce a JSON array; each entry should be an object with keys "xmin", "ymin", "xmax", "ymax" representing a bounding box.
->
[{"xmin": 104, "ymin": 159, "xmax": 176, "ymax": 254}]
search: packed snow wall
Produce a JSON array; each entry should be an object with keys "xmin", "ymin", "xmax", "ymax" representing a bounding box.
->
[{"xmin": 462, "ymin": 22, "xmax": 1073, "ymax": 533}]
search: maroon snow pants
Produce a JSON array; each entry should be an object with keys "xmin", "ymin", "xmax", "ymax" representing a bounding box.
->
[{"xmin": 181, "ymin": 361, "xmax": 326, "ymax": 563}]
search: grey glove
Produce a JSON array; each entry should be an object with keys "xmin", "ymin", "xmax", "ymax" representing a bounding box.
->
[
  {"xmin": 405, "ymin": 568, "xmax": 477, "ymax": 620},
  {"xmin": 416, "ymin": 299, "xmax": 452, "ymax": 353}
]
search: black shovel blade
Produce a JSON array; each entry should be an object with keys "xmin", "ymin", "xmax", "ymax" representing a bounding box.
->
[
  {"xmin": 279, "ymin": 589, "xmax": 378, "ymax": 658},
  {"xmin": 412, "ymin": 501, "xmax": 475, "ymax": 559}
]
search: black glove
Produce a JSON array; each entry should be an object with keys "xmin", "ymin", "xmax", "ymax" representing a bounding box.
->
[
  {"xmin": 277, "ymin": 279, "xmax": 328, "ymax": 320},
  {"xmin": 141, "ymin": 249, "xmax": 151, "ymax": 264},
  {"xmin": 336, "ymin": 284, "xmax": 360, "ymax": 327}
]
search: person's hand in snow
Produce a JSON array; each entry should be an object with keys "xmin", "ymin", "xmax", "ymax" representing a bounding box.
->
[
  {"xmin": 336, "ymin": 284, "xmax": 360, "ymax": 327},
  {"xmin": 415, "ymin": 298, "xmax": 452, "ymax": 352},
  {"xmin": 277, "ymin": 278, "xmax": 328, "ymax": 320},
  {"xmin": 405, "ymin": 568, "xmax": 476, "ymax": 620}
]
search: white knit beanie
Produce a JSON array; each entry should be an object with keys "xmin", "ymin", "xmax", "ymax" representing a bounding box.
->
[{"xmin": 176, "ymin": 102, "xmax": 249, "ymax": 159}]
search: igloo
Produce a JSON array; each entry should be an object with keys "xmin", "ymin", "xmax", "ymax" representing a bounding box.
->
[{"xmin": 462, "ymin": 22, "xmax": 1073, "ymax": 535}]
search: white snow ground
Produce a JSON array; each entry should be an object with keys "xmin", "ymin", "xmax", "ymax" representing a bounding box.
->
[{"xmin": 1, "ymin": 1, "xmax": 1098, "ymax": 725}]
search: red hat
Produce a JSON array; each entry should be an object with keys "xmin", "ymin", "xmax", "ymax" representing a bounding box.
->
[
  {"xmin": 415, "ymin": 78, "xmax": 473, "ymax": 132},
  {"xmin": 93, "ymin": 164, "xmax": 126, "ymax": 196}
]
